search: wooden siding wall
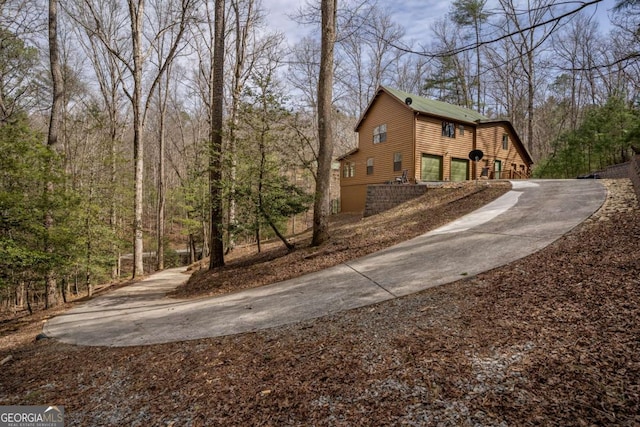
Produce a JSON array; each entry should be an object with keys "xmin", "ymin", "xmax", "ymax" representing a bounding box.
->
[
  {"xmin": 415, "ymin": 116, "xmax": 475, "ymax": 181},
  {"xmin": 340, "ymin": 184, "xmax": 368, "ymax": 213},
  {"xmin": 340, "ymin": 92, "xmax": 414, "ymax": 212},
  {"xmin": 340, "ymin": 91, "xmax": 532, "ymax": 212},
  {"xmin": 476, "ymin": 124, "xmax": 529, "ymax": 177}
]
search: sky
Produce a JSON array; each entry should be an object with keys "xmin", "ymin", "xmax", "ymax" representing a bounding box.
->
[{"xmin": 265, "ymin": 0, "xmax": 618, "ymax": 47}]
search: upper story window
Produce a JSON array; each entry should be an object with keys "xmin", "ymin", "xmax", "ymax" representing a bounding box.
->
[
  {"xmin": 502, "ymin": 134, "xmax": 509, "ymax": 150},
  {"xmin": 442, "ymin": 122, "xmax": 456, "ymax": 138},
  {"xmin": 459, "ymin": 125, "xmax": 465, "ymax": 136},
  {"xmin": 373, "ymin": 124, "xmax": 387, "ymax": 143}
]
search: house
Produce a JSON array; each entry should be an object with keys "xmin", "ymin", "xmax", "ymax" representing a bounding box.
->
[{"xmin": 338, "ymin": 86, "xmax": 534, "ymax": 213}]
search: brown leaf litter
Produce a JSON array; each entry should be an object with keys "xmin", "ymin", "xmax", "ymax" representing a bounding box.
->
[{"xmin": 1, "ymin": 179, "xmax": 639, "ymax": 426}]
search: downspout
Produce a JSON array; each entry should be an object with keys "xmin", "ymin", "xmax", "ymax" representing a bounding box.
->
[{"xmin": 413, "ymin": 111, "xmax": 418, "ymax": 182}]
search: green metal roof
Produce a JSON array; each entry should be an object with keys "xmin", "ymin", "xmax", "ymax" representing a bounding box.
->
[{"xmin": 382, "ymin": 86, "xmax": 488, "ymax": 124}]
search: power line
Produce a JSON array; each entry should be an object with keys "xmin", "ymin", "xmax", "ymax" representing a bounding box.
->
[{"xmin": 385, "ymin": 0, "xmax": 604, "ymax": 58}]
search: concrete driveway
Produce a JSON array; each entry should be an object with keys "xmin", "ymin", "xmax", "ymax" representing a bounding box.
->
[{"xmin": 43, "ymin": 180, "xmax": 606, "ymax": 347}]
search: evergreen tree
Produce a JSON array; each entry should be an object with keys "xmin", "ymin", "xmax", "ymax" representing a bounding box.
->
[
  {"xmin": 0, "ymin": 115, "xmax": 84, "ymax": 308},
  {"xmin": 535, "ymin": 97, "xmax": 638, "ymax": 178}
]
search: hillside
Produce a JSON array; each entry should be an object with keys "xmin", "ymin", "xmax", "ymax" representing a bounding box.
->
[
  {"xmin": 174, "ymin": 182, "xmax": 511, "ymax": 298},
  {"xmin": 1, "ymin": 179, "xmax": 638, "ymax": 426}
]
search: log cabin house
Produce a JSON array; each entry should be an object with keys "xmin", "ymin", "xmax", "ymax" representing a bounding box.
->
[{"xmin": 338, "ymin": 86, "xmax": 534, "ymax": 212}]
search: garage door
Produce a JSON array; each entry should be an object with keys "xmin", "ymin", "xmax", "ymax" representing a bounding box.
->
[
  {"xmin": 421, "ymin": 154, "xmax": 442, "ymax": 181},
  {"xmin": 450, "ymin": 158, "xmax": 469, "ymax": 182}
]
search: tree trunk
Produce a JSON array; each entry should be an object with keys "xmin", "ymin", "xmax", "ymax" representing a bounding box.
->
[
  {"xmin": 16, "ymin": 282, "xmax": 25, "ymax": 309},
  {"xmin": 226, "ymin": 0, "xmax": 254, "ymax": 253},
  {"xmin": 312, "ymin": 0, "xmax": 337, "ymax": 247},
  {"xmin": 130, "ymin": 0, "xmax": 145, "ymax": 278},
  {"xmin": 257, "ymin": 135, "xmax": 294, "ymax": 251},
  {"xmin": 45, "ymin": 0, "xmax": 64, "ymax": 308},
  {"xmin": 526, "ymin": 44, "xmax": 534, "ymax": 155},
  {"xmin": 188, "ymin": 232, "xmax": 197, "ymax": 264},
  {"xmin": 209, "ymin": 0, "xmax": 225, "ymax": 269},
  {"xmin": 475, "ymin": 20, "xmax": 482, "ymax": 112},
  {"xmin": 86, "ymin": 170, "xmax": 94, "ymax": 297},
  {"xmin": 156, "ymin": 84, "xmax": 167, "ymax": 271},
  {"xmin": 110, "ymin": 118, "xmax": 119, "ymax": 280}
]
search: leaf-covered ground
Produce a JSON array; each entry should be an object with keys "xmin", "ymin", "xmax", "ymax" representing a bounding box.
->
[
  {"xmin": 1, "ymin": 179, "xmax": 639, "ymax": 426},
  {"xmin": 173, "ymin": 182, "xmax": 511, "ymax": 299}
]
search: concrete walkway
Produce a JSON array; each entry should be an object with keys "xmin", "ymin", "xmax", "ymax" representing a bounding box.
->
[{"xmin": 43, "ymin": 180, "xmax": 606, "ymax": 347}]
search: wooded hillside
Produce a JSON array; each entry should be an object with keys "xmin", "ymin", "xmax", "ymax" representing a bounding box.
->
[{"xmin": 1, "ymin": 0, "xmax": 639, "ymax": 312}]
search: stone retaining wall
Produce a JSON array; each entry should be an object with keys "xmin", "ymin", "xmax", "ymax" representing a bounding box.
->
[
  {"xmin": 364, "ymin": 184, "xmax": 428, "ymax": 217},
  {"xmin": 595, "ymin": 157, "xmax": 640, "ymax": 200},
  {"xmin": 598, "ymin": 162, "xmax": 631, "ymax": 179}
]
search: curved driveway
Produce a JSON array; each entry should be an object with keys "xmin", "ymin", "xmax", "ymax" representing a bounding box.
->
[{"xmin": 44, "ymin": 180, "xmax": 606, "ymax": 347}]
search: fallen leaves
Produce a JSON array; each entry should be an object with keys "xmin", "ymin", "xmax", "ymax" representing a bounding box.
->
[
  {"xmin": 172, "ymin": 182, "xmax": 511, "ymax": 299},
  {"xmin": 1, "ymin": 180, "xmax": 639, "ymax": 426}
]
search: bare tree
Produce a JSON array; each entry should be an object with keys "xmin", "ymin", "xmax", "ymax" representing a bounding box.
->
[
  {"xmin": 497, "ymin": 0, "xmax": 560, "ymax": 156},
  {"xmin": 147, "ymin": 0, "xmax": 190, "ymax": 271},
  {"xmin": 551, "ymin": 13, "xmax": 602, "ymax": 129},
  {"xmin": 424, "ymin": 18, "xmax": 473, "ymax": 107},
  {"xmin": 44, "ymin": 0, "xmax": 64, "ymax": 308},
  {"xmin": 450, "ymin": 0, "xmax": 490, "ymax": 112},
  {"xmin": 336, "ymin": 3, "xmax": 405, "ymax": 117},
  {"xmin": 77, "ymin": 0, "xmax": 194, "ymax": 277},
  {"xmin": 225, "ymin": 0, "xmax": 264, "ymax": 252},
  {"xmin": 288, "ymin": 37, "xmax": 320, "ymax": 113},
  {"xmin": 209, "ymin": 0, "xmax": 225, "ymax": 268},
  {"xmin": 312, "ymin": 0, "xmax": 336, "ymax": 246},
  {"xmin": 72, "ymin": 1, "xmax": 128, "ymax": 281}
]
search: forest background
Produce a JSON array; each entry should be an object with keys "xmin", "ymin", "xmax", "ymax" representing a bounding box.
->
[{"xmin": 1, "ymin": 0, "xmax": 639, "ymax": 312}]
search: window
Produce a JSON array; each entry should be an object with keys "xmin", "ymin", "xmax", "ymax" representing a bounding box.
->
[
  {"xmin": 367, "ymin": 158, "xmax": 374, "ymax": 175},
  {"xmin": 393, "ymin": 152, "xmax": 402, "ymax": 171},
  {"xmin": 442, "ymin": 121, "xmax": 456, "ymax": 138},
  {"xmin": 373, "ymin": 124, "xmax": 387, "ymax": 143},
  {"xmin": 502, "ymin": 134, "xmax": 509, "ymax": 150},
  {"xmin": 459, "ymin": 125, "xmax": 465, "ymax": 136},
  {"xmin": 342, "ymin": 162, "xmax": 355, "ymax": 178}
]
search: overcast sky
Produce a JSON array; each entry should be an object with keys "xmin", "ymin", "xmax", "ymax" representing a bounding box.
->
[{"xmin": 265, "ymin": 0, "xmax": 617, "ymax": 47}]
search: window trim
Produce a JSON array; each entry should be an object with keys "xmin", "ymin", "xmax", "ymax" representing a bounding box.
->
[
  {"xmin": 342, "ymin": 161, "xmax": 355, "ymax": 178},
  {"xmin": 373, "ymin": 124, "xmax": 387, "ymax": 144},
  {"xmin": 393, "ymin": 152, "xmax": 402, "ymax": 172},
  {"xmin": 442, "ymin": 121, "xmax": 456, "ymax": 138}
]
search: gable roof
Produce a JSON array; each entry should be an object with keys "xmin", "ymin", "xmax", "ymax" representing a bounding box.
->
[
  {"xmin": 355, "ymin": 86, "xmax": 488, "ymax": 131},
  {"xmin": 384, "ymin": 86, "xmax": 489, "ymax": 123},
  {"xmin": 478, "ymin": 119, "xmax": 535, "ymax": 166}
]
